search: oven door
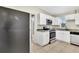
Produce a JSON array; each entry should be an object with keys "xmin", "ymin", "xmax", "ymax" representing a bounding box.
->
[{"xmin": 50, "ymin": 32, "xmax": 56, "ymax": 39}]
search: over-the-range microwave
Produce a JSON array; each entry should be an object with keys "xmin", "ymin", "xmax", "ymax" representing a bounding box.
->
[{"xmin": 46, "ymin": 19, "xmax": 52, "ymax": 25}]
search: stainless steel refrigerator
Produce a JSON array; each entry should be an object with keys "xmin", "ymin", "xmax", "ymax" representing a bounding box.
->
[{"xmin": 0, "ymin": 7, "xmax": 29, "ymax": 53}]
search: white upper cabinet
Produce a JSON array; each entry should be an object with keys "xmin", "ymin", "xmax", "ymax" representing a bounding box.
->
[
  {"xmin": 39, "ymin": 13, "xmax": 46, "ymax": 25},
  {"xmin": 65, "ymin": 13, "xmax": 79, "ymax": 25},
  {"xmin": 46, "ymin": 14, "xmax": 50, "ymax": 19},
  {"xmin": 75, "ymin": 13, "xmax": 79, "ymax": 25},
  {"xmin": 54, "ymin": 18, "xmax": 58, "ymax": 25},
  {"xmin": 51, "ymin": 17, "xmax": 55, "ymax": 25},
  {"xmin": 38, "ymin": 13, "xmax": 54, "ymax": 25},
  {"xmin": 54, "ymin": 17, "xmax": 61, "ymax": 25},
  {"xmin": 46, "ymin": 14, "xmax": 54, "ymax": 20},
  {"xmin": 65, "ymin": 14, "xmax": 75, "ymax": 20}
]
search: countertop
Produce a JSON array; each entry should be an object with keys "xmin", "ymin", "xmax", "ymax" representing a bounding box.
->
[
  {"xmin": 37, "ymin": 29, "xmax": 49, "ymax": 32},
  {"xmin": 37, "ymin": 29, "xmax": 79, "ymax": 35},
  {"xmin": 56, "ymin": 29, "xmax": 79, "ymax": 35},
  {"xmin": 56, "ymin": 29, "xmax": 69, "ymax": 31},
  {"xmin": 56, "ymin": 29, "xmax": 79, "ymax": 32}
]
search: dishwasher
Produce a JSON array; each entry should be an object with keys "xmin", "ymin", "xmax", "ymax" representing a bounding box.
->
[{"xmin": 70, "ymin": 32, "xmax": 79, "ymax": 45}]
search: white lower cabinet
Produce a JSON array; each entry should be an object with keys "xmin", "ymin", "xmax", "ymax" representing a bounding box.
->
[
  {"xmin": 34, "ymin": 31, "xmax": 49, "ymax": 46},
  {"xmin": 56, "ymin": 30, "xmax": 70, "ymax": 43}
]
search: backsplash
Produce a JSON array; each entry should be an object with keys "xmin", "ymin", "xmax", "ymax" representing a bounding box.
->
[
  {"xmin": 38, "ymin": 20, "xmax": 79, "ymax": 30},
  {"xmin": 37, "ymin": 25, "xmax": 60, "ymax": 29}
]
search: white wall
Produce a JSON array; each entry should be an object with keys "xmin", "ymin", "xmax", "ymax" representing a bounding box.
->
[{"xmin": 4, "ymin": 6, "xmax": 51, "ymax": 15}]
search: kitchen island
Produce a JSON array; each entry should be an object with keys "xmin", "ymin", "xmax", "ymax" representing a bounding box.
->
[{"xmin": 34, "ymin": 29, "xmax": 50, "ymax": 46}]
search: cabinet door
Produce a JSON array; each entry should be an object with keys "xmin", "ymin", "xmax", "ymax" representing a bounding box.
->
[
  {"xmin": 65, "ymin": 14, "xmax": 75, "ymax": 20},
  {"xmin": 62, "ymin": 31, "xmax": 70, "ymax": 43},
  {"xmin": 43, "ymin": 32, "xmax": 49, "ymax": 45},
  {"xmin": 75, "ymin": 14, "xmax": 79, "ymax": 25},
  {"xmin": 54, "ymin": 17, "xmax": 60, "ymax": 25},
  {"xmin": 52, "ymin": 19, "xmax": 54, "ymax": 25},
  {"xmin": 56, "ymin": 18, "xmax": 59, "ymax": 25},
  {"xmin": 56, "ymin": 31, "xmax": 70, "ymax": 43},
  {"xmin": 52, "ymin": 18, "xmax": 55, "ymax": 25},
  {"xmin": 54, "ymin": 18, "xmax": 56, "ymax": 25},
  {"xmin": 55, "ymin": 19, "xmax": 58, "ymax": 25},
  {"xmin": 51, "ymin": 17, "xmax": 54, "ymax": 25},
  {"xmin": 36, "ymin": 32, "xmax": 43, "ymax": 45},
  {"xmin": 46, "ymin": 14, "xmax": 50, "ymax": 19},
  {"xmin": 56, "ymin": 31, "xmax": 63, "ymax": 40},
  {"xmin": 39, "ymin": 13, "xmax": 46, "ymax": 25},
  {"xmin": 35, "ymin": 31, "xmax": 49, "ymax": 46}
]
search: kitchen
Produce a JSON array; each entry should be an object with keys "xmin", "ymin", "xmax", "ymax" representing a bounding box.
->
[
  {"xmin": 31, "ymin": 7, "xmax": 79, "ymax": 53},
  {"xmin": 1, "ymin": 6, "xmax": 79, "ymax": 53}
]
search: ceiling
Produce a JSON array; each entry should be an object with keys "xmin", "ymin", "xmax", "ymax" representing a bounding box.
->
[{"xmin": 38, "ymin": 6, "xmax": 79, "ymax": 16}]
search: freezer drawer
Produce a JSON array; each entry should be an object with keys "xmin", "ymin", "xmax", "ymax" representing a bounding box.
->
[{"xmin": 70, "ymin": 34, "xmax": 79, "ymax": 45}]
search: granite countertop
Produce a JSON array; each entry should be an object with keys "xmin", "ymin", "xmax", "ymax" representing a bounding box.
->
[
  {"xmin": 56, "ymin": 29, "xmax": 79, "ymax": 32},
  {"xmin": 56, "ymin": 29, "xmax": 69, "ymax": 31},
  {"xmin": 56, "ymin": 29, "xmax": 79, "ymax": 35},
  {"xmin": 37, "ymin": 28, "xmax": 79, "ymax": 34},
  {"xmin": 55, "ymin": 29, "xmax": 79, "ymax": 35},
  {"xmin": 69, "ymin": 29, "xmax": 79, "ymax": 32},
  {"xmin": 70, "ymin": 32, "xmax": 79, "ymax": 35},
  {"xmin": 37, "ymin": 29, "xmax": 49, "ymax": 32}
]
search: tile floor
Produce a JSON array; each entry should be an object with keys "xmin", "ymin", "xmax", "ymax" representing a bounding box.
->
[{"xmin": 31, "ymin": 40, "xmax": 79, "ymax": 53}]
